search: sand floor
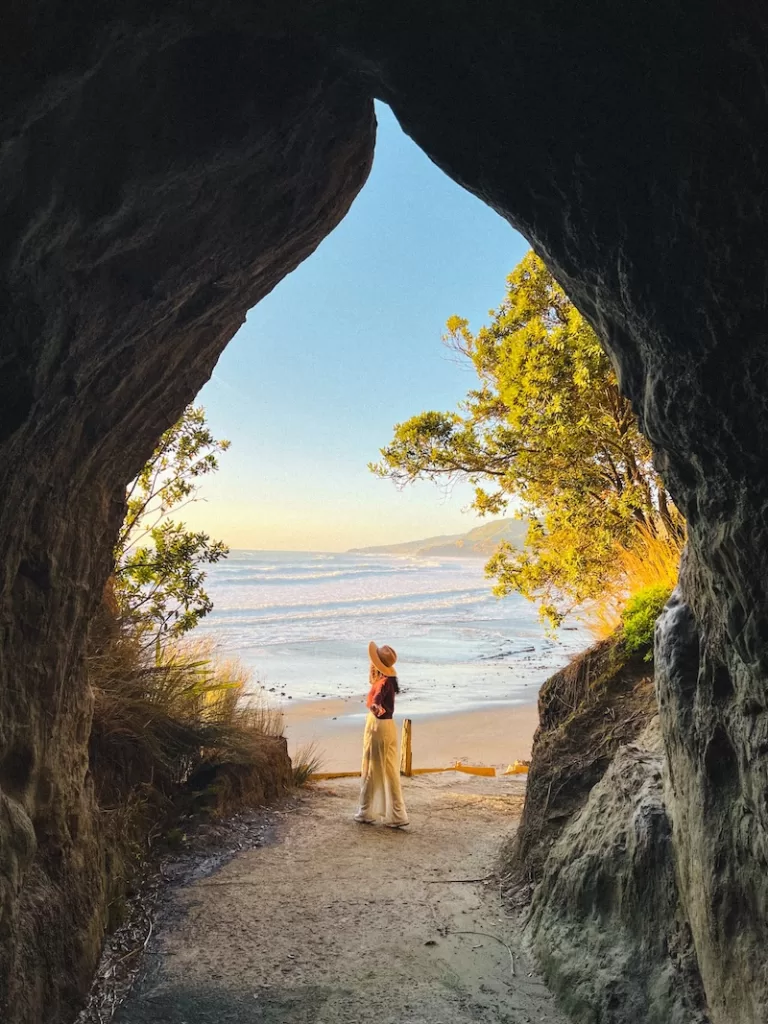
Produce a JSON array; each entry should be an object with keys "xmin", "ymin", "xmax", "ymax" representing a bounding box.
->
[
  {"xmin": 115, "ymin": 774, "xmax": 566, "ymax": 1024},
  {"xmin": 282, "ymin": 698, "xmax": 541, "ymax": 773}
]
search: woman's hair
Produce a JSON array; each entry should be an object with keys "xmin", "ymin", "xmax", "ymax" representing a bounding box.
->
[{"xmin": 370, "ymin": 664, "xmax": 400, "ymax": 694}]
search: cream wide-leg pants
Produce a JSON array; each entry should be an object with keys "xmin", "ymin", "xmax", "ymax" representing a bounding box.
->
[{"xmin": 356, "ymin": 714, "xmax": 408, "ymax": 825}]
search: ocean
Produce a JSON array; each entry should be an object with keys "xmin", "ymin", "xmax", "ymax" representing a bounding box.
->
[{"xmin": 196, "ymin": 550, "xmax": 588, "ymax": 716}]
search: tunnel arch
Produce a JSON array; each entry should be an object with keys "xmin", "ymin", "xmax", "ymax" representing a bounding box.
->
[{"xmin": 2, "ymin": 5, "xmax": 767, "ymax": 1022}]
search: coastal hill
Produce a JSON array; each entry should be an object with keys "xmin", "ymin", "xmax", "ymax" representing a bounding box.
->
[{"xmin": 349, "ymin": 518, "xmax": 527, "ymax": 558}]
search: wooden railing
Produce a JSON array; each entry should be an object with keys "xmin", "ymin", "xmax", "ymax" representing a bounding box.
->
[{"xmin": 308, "ymin": 718, "xmax": 525, "ymax": 781}]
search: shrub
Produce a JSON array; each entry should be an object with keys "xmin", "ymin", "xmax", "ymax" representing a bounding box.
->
[
  {"xmin": 620, "ymin": 583, "xmax": 672, "ymax": 659},
  {"xmin": 291, "ymin": 742, "xmax": 324, "ymax": 787},
  {"xmin": 582, "ymin": 525, "xmax": 683, "ymax": 640},
  {"xmin": 88, "ymin": 609, "xmax": 284, "ymax": 810},
  {"xmin": 114, "ymin": 405, "xmax": 230, "ymax": 645}
]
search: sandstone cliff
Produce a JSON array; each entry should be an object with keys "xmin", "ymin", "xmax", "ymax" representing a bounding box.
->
[
  {"xmin": 507, "ymin": 635, "xmax": 709, "ymax": 1022},
  {"xmin": 526, "ymin": 718, "xmax": 709, "ymax": 1024},
  {"xmin": 507, "ymin": 637, "xmax": 657, "ymax": 890}
]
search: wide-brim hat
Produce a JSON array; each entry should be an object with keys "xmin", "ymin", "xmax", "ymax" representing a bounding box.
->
[{"xmin": 369, "ymin": 640, "xmax": 398, "ymax": 676}]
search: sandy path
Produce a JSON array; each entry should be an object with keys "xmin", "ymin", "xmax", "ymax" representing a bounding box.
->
[{"xmin": 116, "ymin": 775, "xmax": 567, "ymax": 1024}]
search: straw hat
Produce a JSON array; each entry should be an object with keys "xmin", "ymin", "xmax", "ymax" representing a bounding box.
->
[{"xmin": 368, "ymin": 641, "xmax": 398, "ymax": 676}]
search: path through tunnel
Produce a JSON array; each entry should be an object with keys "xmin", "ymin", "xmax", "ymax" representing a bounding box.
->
[{"xmin": 2, "ymin": 4, "xmax": 768, "ymax": 1023}]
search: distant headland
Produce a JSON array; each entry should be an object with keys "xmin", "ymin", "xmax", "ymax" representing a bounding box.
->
[{"xmin": 348, "ymin": 518, "xmax": 526, "ymax": 558}]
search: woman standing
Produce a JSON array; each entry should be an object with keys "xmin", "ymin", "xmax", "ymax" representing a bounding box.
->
[{"xmin": 354, "ymin": 641, "xmax": 409, "ymax": 828}]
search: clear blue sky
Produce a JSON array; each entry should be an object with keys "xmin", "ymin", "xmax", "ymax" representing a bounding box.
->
[{"xmin": 184, "ymin": 103, "xmax": 528, "ymax": 551}]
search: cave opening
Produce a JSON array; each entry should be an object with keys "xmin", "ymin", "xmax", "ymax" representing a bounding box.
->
[
  {"xmin": 2, "ymin": 7, "xmax": 768, "ymax": 1024},
  {"xmin": 182, "ymin": 101, "xmax": 524, "ymax": 554}
]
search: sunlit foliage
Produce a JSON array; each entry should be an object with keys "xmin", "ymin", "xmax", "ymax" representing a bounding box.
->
[
  {"xmin": 114, "ymin": 406, "xmax": 230, "ymax": 643},
  {"xmin": 372, "ymin": 252, "xmax": 684, "ymax": 626}
]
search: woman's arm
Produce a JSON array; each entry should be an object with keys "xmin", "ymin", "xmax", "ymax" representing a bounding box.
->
[{"xmin": 371, "ymin": 679, "xmax": 393, "ymax": 717}]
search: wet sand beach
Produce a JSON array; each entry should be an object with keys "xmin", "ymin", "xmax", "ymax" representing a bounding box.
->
[{"xmin": 282, "ymin": 695, "xmax": 540, "ymax": 772}]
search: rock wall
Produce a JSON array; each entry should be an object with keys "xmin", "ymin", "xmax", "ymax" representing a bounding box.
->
[
  {"xmin": 509, "ymin": 638, "xmax": 710, "ymax": 1023},
  {"xmin": 323, "ymin": 6, "xmax": 768, "ymax": 1020},
  {"xmin": 656, "ymin": 587, "xmax": 768, "ymax": 1023},
  {"xmin": 525, "ymin": 720, "xmax": 710, "ymax": 1024},
  {"xmin": 0, "ymin": 23, "xmax": 374, "ymax": 1022},
  {"xmin": 3, "ymin": 4, "xmax": 768, "ymax": 1022},
  {"xmin": 507, "ymin": 637, "xmax": 656, "ymax": 892}
]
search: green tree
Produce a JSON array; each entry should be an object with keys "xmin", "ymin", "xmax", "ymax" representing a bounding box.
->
[
  {"xmin": 114, "ymin": 406, "xmax": 230, "ymax": 643},
  {"xmin": 372, "ymin": 252, "xmax": 682, "ymax": 626}
]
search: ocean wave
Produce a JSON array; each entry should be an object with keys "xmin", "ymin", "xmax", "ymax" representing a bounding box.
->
[
  {"xmin": 193, "ymin": 551, "xmax": 589, "ymax": 703},
  {"xmin": 196, "ymin": 551, "xmax": 585, "ymax": 653},
  {"xmin": 208, "ymin": 583, "xmax": 490, "ymax": 614},
  {"xmin": 203, "ymin": 590, "xmax": 489, "ymax": 624},
  {"xmin": 213, "ymin": 565, "xmax": 451, "ymax": 585}
]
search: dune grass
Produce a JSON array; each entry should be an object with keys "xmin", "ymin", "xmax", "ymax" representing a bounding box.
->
[
  {"xmin": 88, "ymin": 615, "xmax": 284, "ymax": 813},
  {"xmin": 291, "ymin": 741, "xmax": 325, "ymax": 787},
  {"xmin": 581, "ymin": 526, "xmax": 684, "ymax": 643}
]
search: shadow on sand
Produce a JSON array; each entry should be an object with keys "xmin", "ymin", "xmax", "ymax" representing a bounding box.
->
[{"xmin": 114, "ymin": 981, "xmax": 351, "ymax": 1024}]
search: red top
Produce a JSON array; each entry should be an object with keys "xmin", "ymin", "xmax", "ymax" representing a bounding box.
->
[{"xmin": 366, "ymin": 677, "xmax": 396, "ymax": 719}]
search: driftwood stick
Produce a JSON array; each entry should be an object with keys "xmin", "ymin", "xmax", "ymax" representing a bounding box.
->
[
  {"xmin": 450, "ymin": 929, "xmax": 516, "ymax": 977},
  {"xmin": 427, "ymin": 873, "xmax": 495, "ymax": 884}
]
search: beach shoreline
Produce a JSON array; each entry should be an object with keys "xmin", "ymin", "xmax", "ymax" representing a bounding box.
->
[
  {"xmin": 281, "ymin": 694, "xmax": 541, "ymax": 773},
  {"xmin": 198, "ymin": 550, "xmax": 588, "ymax": 718}
]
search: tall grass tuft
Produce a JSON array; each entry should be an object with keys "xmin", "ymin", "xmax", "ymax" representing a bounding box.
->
[
  {"xmin": 581, "ymin": 525, "xmax": 684, "ymax": 641},
  {"xmin": 88, "ymin": 612, "xmax": 284, "ymax": 813},
  {"xmin": 291, "ymin": 742, "xmax": 325, "ymax": 787}
]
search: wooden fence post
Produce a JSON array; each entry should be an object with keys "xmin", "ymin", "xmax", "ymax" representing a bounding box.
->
[{"xmin": 400, "ymin": 718, "xmax": 413, "ymax": 777}]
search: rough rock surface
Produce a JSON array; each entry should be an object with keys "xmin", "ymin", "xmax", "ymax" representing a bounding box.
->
[
  {"xmin": 656, "ymin": 588, "xmax": 768, "ymax": 1024},
  {"xmin": 525, "ymin": 720, "xmax": 710, "ymax": 1024},
  {"xmin": 3, "ymin": 3, "xmax": 768, "ymax": 1023},
  {"xmin": 326, "ymin": 7, "xmax": 768, "ymax": 1020},
  {"xmin": 0, "ymin": 23, "xmax": 374, "ymax": 1023},
  {"xmin": 507, "ymin": 637, "xmax": 656, "ymax": 890}
]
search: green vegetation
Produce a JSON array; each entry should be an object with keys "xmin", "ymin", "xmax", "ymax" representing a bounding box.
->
[
  {"xmin": 373, "ymin": 252, "xmax": 684, "ymax": 626},
  {"xmin": 89, "ymin": 627, "xmax": 285, "ymax": 809},
  {"xmin": 114, "ymin": 405, "xmax": 230, "ymax": 645},
  {"xmin": 88, "ymin": 405, "xmax": 289, "ymax": 918},
  {"xmin": 620, "ymin": 584, "xmax": 671, "ymax": 659},
  {"xmin": 582, "ymin": 524, "xmax": 681, "ymax": 641},
  {"xmin": 88, "ymin": 619, "xmax": 289, "ymax": 930}
]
